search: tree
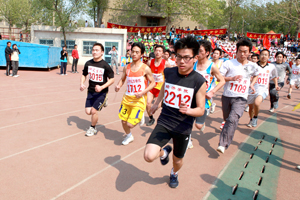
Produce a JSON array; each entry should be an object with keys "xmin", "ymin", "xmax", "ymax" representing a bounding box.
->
[{"xmin": 87, "ymin": 0, "xmax": 108, "ymax": 27}]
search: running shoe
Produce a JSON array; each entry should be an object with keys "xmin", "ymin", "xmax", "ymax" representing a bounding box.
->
[
  {"xmin": 76, "ymin": 71, "xmax": 79, "ymax": 73},
  {"xmin": 139, "ymin": 113, "xmax": 145, "ymax": 126},
  {"xmin": 169, "ymin": 174, "xmax": 179, "ymax": 188},
  {"xmin": 220, "ymin": 121, "xmax": 225, "ymax": 130},
  {"xmin": 251, "ymin": 118, "xmax": 258, "ymax": 127},
  {"xmin": 60, "ymin": 74, "xmax": 64, "ymax": 76},
  {"xmin": 217, "ymin": 146, "xmax": 225, "ymax": 154},
  {"xmin": 247, "ymin": 119, "xmax": 253, "ymax": 127},
  {"xmin": 104, "ymin": 98, "xmax": 108, "ymax": 107},
  {"xmin": 122, "ymin": 134, "xmax": 134, "ymax": 145},
  {"xmin": 244, "ymin": 106, "xmax": 249, "ymax": 112},
  {"xmin": 274, "ymin": 102, "xmax": 279, "ymax": 109},
  {"xmin": 210, "ymin": 103, "xmax": 216, "ymax": 114},
  {"xmin": 146, "ymin": 118, "xmax": 155, "ymax": 126},
  {"xmin": 287, "ymin": 94, "xmax": 291, "ymax": 99},
  {"xmin": 269, "ymin": 108, "xmax": 274, "ymax": 113},
  {"xmin": 160, "ymin": 145, "xmax": 172, "ymax": 165},
  {"xmin": 64, "ymin": 74, "xmax": 68, "ymax": 76},
  {"xmin": 13, "ymin": 75, "xmax": 19, "ymax": 77},
  {"xmin": 297, "ymin": 165, "xmax": 300, "ymax": 170},
  {"xmin": 200, "ymin": 124, "xmax": 205, "ymax": 132},
  {"xmin": 9, "ymin": 74, "xmax": 13, "ymax": 77},
  {"xmin": 85, "ymin": 126, "xmax": 97, "ymax": 137},
  {"xmin": 188, "ymin": 138, "xmax": 193, "ymax": 149}
]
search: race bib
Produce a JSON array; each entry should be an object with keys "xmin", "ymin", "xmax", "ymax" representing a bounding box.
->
[
  {"xmin": 126, "ymin": 76, "xmax": 145, "ymax": 96},
  {"xmin": 88, "ymin": 66, "xmax": 104, "ymax": 82},
  {"xmin": 203, "ymin": 74, "xmax": 211, "ymax": 91},
  {"xmin": 164, "ymin": 83, "xmax": 194, "ymax": 109},
  {"xmin": 257, "ymin": 73, "xmax": 269, "ymax": 86},
  {"xmin": 292, "ymin": 69, "xmax": 299, "ymax": 75},
  {"xmin": 228, "ymin": 79, "xmax": 249, "ymax": 94},
  {"xmin": 153, "ymin": 73, "xmax": 164, "ymax": 83}
]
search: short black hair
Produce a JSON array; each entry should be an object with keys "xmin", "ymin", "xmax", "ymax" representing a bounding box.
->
[
  {"xmin": 131, "ymin": 42, "xmax": 145, "ymax": 54},
  {"xmin": 213, "ymin": 48, "xmax": 222, "ymax": 56},
  {"xmin": 12, "ymin": 44, "xmax": 17, "ymax": 47},
  {"xmin": 93, "ymin": 43, "xmax": 104, "ymax": 51},
  {"xmin": 296, "ymin": 56, "xmax": 300, "ymax": 61},
  {"xmin": 112, "ymin": 46, "xmax": 116, "ymax": 48},
  {"xmin": 155, "ymin": 45, "xmax": 166, "ymax": 53},
  {"xmin": 7, "ymin": 41, "xmax": 11, "ymax": 44},
  {"xmin": 260, "ymin": 49, "xmax": 270, "ymax": 56},
  {"xmin": 251, "ymin": 53, "xmax": 259, "ymax": 59},
  {"xmin": 174, "ymin": 36, "xmax": 199, "ymax": 57},
  {"xmin": 171, "ymin": 51, "xmax": 176, "ymax": 55},
  {"xmin": 74, "ymin": 44, "xmax": 77, "ymax": 47},
  {"xmin": 198, "ymin": 40, "xmax": 212, "ymax": 57},
  {"xmin": 275, "ymin": 51, "xmax": 284, "ymax": 58},
  {"xmin": 165, "ymin": 49, "xmax": 171, "ymax": 56},
  {"xmin": 283, "ymin": 54, "xmax": 287, "ymax": 58},
  {"xmin": 236, "ymin": 39, "xmax": 252, "ymax": 52}
]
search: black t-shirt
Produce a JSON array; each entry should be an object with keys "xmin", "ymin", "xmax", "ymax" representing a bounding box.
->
[
  {"xmin": 82, "ymin": 59, "xmax": 114, "ymax": 93},
  {"xmin": 157, "ymin": 67, "xmax": 206, "ymax": 135}
]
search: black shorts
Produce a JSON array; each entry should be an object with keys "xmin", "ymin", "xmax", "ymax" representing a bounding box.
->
[
  {"xmin": 85, "ymin": 91, "xmax": 107, "ymax": 111},
  {"xmin": 146, "ymin": 124, "xmax": 190, "ymax": 158}
]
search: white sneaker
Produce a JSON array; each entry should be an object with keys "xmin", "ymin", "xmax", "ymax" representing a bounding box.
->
[
  {"xmin": 297, "ymin": 165, "xmax": 300, "ymax": 170},
  {"xmin": 200, "ymin": 124, "xmax": 205, "ymax": 132},
  {"xmin": 13, "ymin": 75, "xmax": 19, "ymax": 77},
  {"xmin": 217, "ymin": 146, "xmax": 225, "ymax": 154},
  {"xmin": 60, "ymin": 74, "xmax": 64, "ymax": 76},
  {"xmin": 9, "ymin": 74, "xmax": 13, "ymax": 77},
  {"xmin": 188, "ymin": 140, "xmax": 193, "ymax": 149},
  {"xmin": 269, "ymin": 108, "xmax": 274, "ymax": 113},
  {"xmin": 210, "ymin": 103, "xmax": 216, "ymax": 114},
  {"xmin": 122, "ymin": 134, "xmax": 134, "ymax": 145},
  {"xmin": 85, "ymin": 126, "xmax": 97, "ymax": 137},
  {"xmin": 64, "ymin": 74, "xmax": 68, "ymax": 76},
  {"xmin": 244, "ymin": 106, "xmax": 249, "ymax": 112},
  {"xmin": 247, "ymin": 119, "xmax": 253, "ymax": 127},
  {"xmin": 139, "ymin": 113, "xmax": 145, "ymax": 126}
]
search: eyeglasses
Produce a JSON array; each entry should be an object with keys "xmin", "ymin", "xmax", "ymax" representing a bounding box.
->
[{"xmin": 176, "ymin": 55, "xmax": 195, "ymax": 63}]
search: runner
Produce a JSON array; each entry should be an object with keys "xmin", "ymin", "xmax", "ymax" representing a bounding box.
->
[
  {"xmin": 144, "ymin": 36, "xmax": 206, "ymax": 188},
  {"xmin": 269, "ymin": 52, "xmax": 292, "ymax": 112},
  {"xmin": 188, "ymin": 41, "xmax": 225, "ymax": 149},
  {"xmin": 217, "ymin": 39, "xmax": 259, "ymax": 153},
  {"xmin": 146, "ymin": 45, "xmax": 171, "ymax": 126},
  {"xmin": 247, "ymin": 49, "xmax": 279, "ymax": 127},
  {"xmin": 287, "ymin": 56, "xmax": 300, "ymax": 99},
  {"xmin": 115, "ymin": 42, "xmax": 155, "ymax": 145},
  {"xmin": 80, "ymin": 43, "xmax": 115, "ymax": 137}
]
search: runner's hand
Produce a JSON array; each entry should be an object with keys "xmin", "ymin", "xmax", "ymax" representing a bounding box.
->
[
  {"xmin": 150, "ymin": 104, "xmax": 158, "ymax": 115},
  {"xmin": 232, "ymin": 75, "xmax": 243, "ymax": 81},
  {"xmin": 179, "ymin": 101, "xmax": 188, "ymax": 114},
  {"xmin": 80, "ymin": 84, "xmax": 86, "ymax": 91},
  {"xmin": 250, "ymin": 85, "xmax": 256, "ymax": 94},
  {"xmin": 135, "ymin": 92, "xmax": 143, "ymax": 98},
  {"xmin": 286, "ymin": 79, "xmax": 290, "ymax": 85},
  {"xmin": 115, "ymin": 85, "xmax": 120, "ymax": 92},
  {"xmin": 276, "ymin": 86, "xmax": 281, "ymax": 91},
  {"xmin": 205, "ymin": 91, "xmax": 214, "ymax": 100},
  {"xmin": 95, "ymin": 85, "xmax": 103, "ymax": 92}
]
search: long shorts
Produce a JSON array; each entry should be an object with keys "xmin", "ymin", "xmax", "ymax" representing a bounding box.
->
[
  {"xmin": 146, "ymin": 124, "xmax": 190, "ymax": 158},
  {"xmin": 118, "ymin": 104, "xmax": 144, "ymax": 125},
  {"xmin": 247, "ymin": 92, "xmax": 268, "ymax": 105},
  {"xmin": 149, "ymin": 88, "xmax": 160, "ymax": 98},
  {"xmin": 85, "ymin": 92, "xmax": 107, "ymax": 111},
  {"xmin": 195, "ymin": 109, "xmax": 208, "ymax": 125},
  {"xmin": 290, "ymin": 78, "xmax": 300, "ymax": 86}
]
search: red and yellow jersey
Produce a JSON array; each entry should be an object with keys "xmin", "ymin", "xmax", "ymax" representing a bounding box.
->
[{"xmin": 150, "ymin": 59, "xmax": 165, "ymax": 90}]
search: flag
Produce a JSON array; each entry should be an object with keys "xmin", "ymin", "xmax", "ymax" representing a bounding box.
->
[
  {"xmin": 263, "ymin": 35, "xmax": 271, "ymax": 50},
  {"xmin": 292, "ymin": 102, "xmax": 300, "ymax": 111},
  {"xmin": 211, "ymin": 39, "xmax": 215, "ymax": 50},
  {"xmin": 252, "ymin": 46, "xmax": 260, "ymax": 54}
]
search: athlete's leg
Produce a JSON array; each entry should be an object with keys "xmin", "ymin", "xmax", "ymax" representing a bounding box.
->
[
  {"xmin": 248, "ymin": 104, "xmax": 254, "ymax": 119},
  {"xmin": 146, "ymin": 92, "xmax": 154, "ymax": 117},
  {"xmin": 144, "ymin": 143, "xmax": 164, "ymax": 162},
  {"xmin": 254, "ymin": 95, "xmax": 263, "ymax": 117},
  {"xmin": 172, "ymin": 155, "xmax": 183, "ymax": 173}
]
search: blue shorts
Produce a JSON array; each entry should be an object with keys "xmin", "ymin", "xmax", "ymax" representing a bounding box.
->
[{"xmin": 85, "ymin": 92, "xmax": 107, "ymax": 111}]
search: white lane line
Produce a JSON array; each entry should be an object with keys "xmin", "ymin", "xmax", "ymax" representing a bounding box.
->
[
  {"xmin": 50, "ymin": 146, "xmax": 145, "ymax": 200},
  {"xmin": 1, "ymin": 90, "xmax": 78, "ymax": 100},
  {"xmin": 0, "ymin": 102, "xmax": 120, "ymax": 130},
  {"xmin": 0, "ymin": 83, "xmax": 76, "ymax": 93},
  {"xmin": 0, "ymin": 120, "xmax": 121, "ymax": 162},
  {"xmin": 202, "ymin": 104, "xmax": 292, "ymax": 200}
]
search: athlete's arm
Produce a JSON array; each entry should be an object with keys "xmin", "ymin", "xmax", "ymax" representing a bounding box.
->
[
  {"xmin": 250, "ymin": 75, "xmax": 258, "ymax": 94},
  {"xmin": 80, "ymin": 75, "xmax": 87, "ymax": 91},
  {"xmin": 115, "ymin": 67, "xmax": 127, "ymax": 92},
  {"xmin": 150, "ymin": 82, "xmax": 165, "ymax": 115},
  {"xmin": 147, "ymin": 60, "xmax": 151, "ymax": 67},
  {"xmin": 179, "ymin": 82, "xmax": 206, "ymax": 117},
  {"xmin": 95, "ymin": 78, "xmax": 115, "ymax": 92},
  {"xmin": 134, "ymin": 66, "xmax": 155, "ymax": 98},
  {"xmin": 165, "ymin": 61, "xmax": 172, "ymax": 68},
  {"xmin": 206, "ymin": 64, "xmax": 225, "ymax": 99}
]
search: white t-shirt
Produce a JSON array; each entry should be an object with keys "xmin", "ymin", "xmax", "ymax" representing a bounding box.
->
[
  {"xmin": 249, "ymin": 63, "xmax": 278, "ymax": 94},
  {"xmin": 220, "ymin": 59, "xmax": 259, "ymax": 99},
  {"xmin": 168, "ymin": 58, "xmax": 176, "ymax": 66},
  {"xmin": 291, "ymin": 64, "xmax": 300, "ymax": 80},
  {"xmin": 85, "ymin": 22, "xmax": 88, "ymax": 27}
]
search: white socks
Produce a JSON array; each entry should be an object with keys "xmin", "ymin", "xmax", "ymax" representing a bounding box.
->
[
  {"xmin": 171, "ymin": 168, "xmax": 178, "ymax": 176},
  {"xmin": 160, "ymin": 149, "xmax": 167, "ymax": 160}
]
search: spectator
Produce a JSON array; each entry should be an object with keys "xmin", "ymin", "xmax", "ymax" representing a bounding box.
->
[
  {"xmin": 108, "ymin": 46, "xmax": 119, "ymax": 75},
  {"xmin": 60, "ymin": 46, "xmax": 68, "ymax": 75},
  {"xmin": 85, "ymin": 20, "xmax": 88, "ymax": 27},
  {"xmin": 0, "ymin": 32, "xmax": 2, "ymax": 40},
  {"xmin": 72, "ymin": 44, "xmax": 79, "ymax": 73},
  {"xmin": 19, "ymin": 31, "xmax": 23, "ymax": 42},
  {"xmin": 5, "ymin": 41, "xmax": 13, "ymax": 76},
  {"xmin": 100, "ymin": 21, "xmax": 105, "ymax": 28},
  {"xmin": 11, "ymin": 44, "xmax": 21, "ymax": 77},
  {"xmin": 194, "ymin": 26, "xmax": 198, "ymax": 30}
]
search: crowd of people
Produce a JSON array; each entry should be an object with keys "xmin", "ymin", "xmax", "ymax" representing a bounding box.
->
[{"xmin": 77, "ymin": 33, "xmax": 300, "ymax": 189}]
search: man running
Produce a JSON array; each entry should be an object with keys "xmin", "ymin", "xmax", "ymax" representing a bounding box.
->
[
  {"xmin": 80, "ymin": 43, "xmax": 115, "ymax": 136},
  {"xmin": 144, "ymin": 36, "xmax": 206, "ymax": 188},
  {"xmin": 247, "ymin": 49, "xmax": 279, "ymax": 127},
  {"xmin": 188, "ymin": 41, "xmax": 225, "ymax": 149},
  {"xmin": 287, "ymin": 56, "xmax": 300, "ymax": 99},
  {"xmin": 217, "ymin": 39, "xmax": 259, "ymax": 153},
  {"xmin": 115, "ymin": 42, "xmax": 155, "ymax": 145},
  {"xmin": 269, "ymin": 52, "xmax": 292, "ymax": 112},
  {"xmin": 146, "ymin": 45, "xmax": 171, "ymax": 126}
]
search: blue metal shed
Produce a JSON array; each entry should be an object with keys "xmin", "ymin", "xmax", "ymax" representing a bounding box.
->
[{"xmin": 0, "ymin": 40, "xmax": 60, "ymax": 69}]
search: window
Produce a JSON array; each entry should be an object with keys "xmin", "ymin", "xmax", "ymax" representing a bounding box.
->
[
  {"xmin": 147, "ymin": 18, "xmax": 159, "ymax": 26},
  {"xmin": 104, "ymin": 42, "xmax": 118, "ymax": 65},
  {"xmin": 61, "ymin": 40, "xmax": 75, "ymax": 54},
  {"xmin": 40, "ymin": 39, "xmax": 53, "ymax": 46},
  {"xmin": 83, "ymin": 41, "xmax": 96, "ymax": 56}
]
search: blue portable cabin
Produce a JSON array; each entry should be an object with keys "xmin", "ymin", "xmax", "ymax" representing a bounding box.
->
[{"xmin": 0, "ymin": 40, "xmax": 61, "ymax": 69}]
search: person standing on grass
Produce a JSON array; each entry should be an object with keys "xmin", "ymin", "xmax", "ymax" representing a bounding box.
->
[
  {"xmin": 72, "ymin": 44, "xmax": 79, "ymax": 73},
  {"xmin": 60, "ymin": 46, "xmax": 68, "ymax": 76},
  {"xmin": 11, "ymin": 44, "xmax": 21, "ymax": 77}
]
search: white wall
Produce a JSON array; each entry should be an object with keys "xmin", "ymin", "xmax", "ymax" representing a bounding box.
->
[{"xmin": 31, "ymin": 25, "xmax": 127, "ymax": 65}]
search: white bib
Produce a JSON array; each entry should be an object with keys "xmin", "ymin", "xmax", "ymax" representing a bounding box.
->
[
  {"xmin": 125, "ymin": 76, "xmax": 146, "ymax": 96},
  {"xmin": 228, "ymin": 79, "xmax": 249, "ymax": 95},
  {"xmin": 164, "ymin": 83, "xmax": 194, "ymax": 109},
  {"xmin": 153, "ymin": 73, "xmax": 164, "ymax": 83},
  {"xmin": 88, "ymin": 66, "xmax": 104, "ymax": 82}
]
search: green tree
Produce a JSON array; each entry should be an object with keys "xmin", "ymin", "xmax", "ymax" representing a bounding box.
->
[
  {"xmin": 0, "ymin": 0, "xmax": 22, "ymax": 37},
  {"xmin": 87, "ymin": 0, "xmax": 108, "ymax": 27}
]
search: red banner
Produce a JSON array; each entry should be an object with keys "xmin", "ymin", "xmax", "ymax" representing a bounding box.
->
[
  {"xmin": 107, "ymin": 22, "xmax": 166, "ymax": 33},
  {"xmin": 247, "ymin": 32, "xmax": 281, "ymax": 39},
  {"xmin": 298, "ymin": 32, "xmax": 300, "ymax": 38},
  {"xmin": 175, "ymin": 29, "xmax": 227, "ymax": 35}
]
